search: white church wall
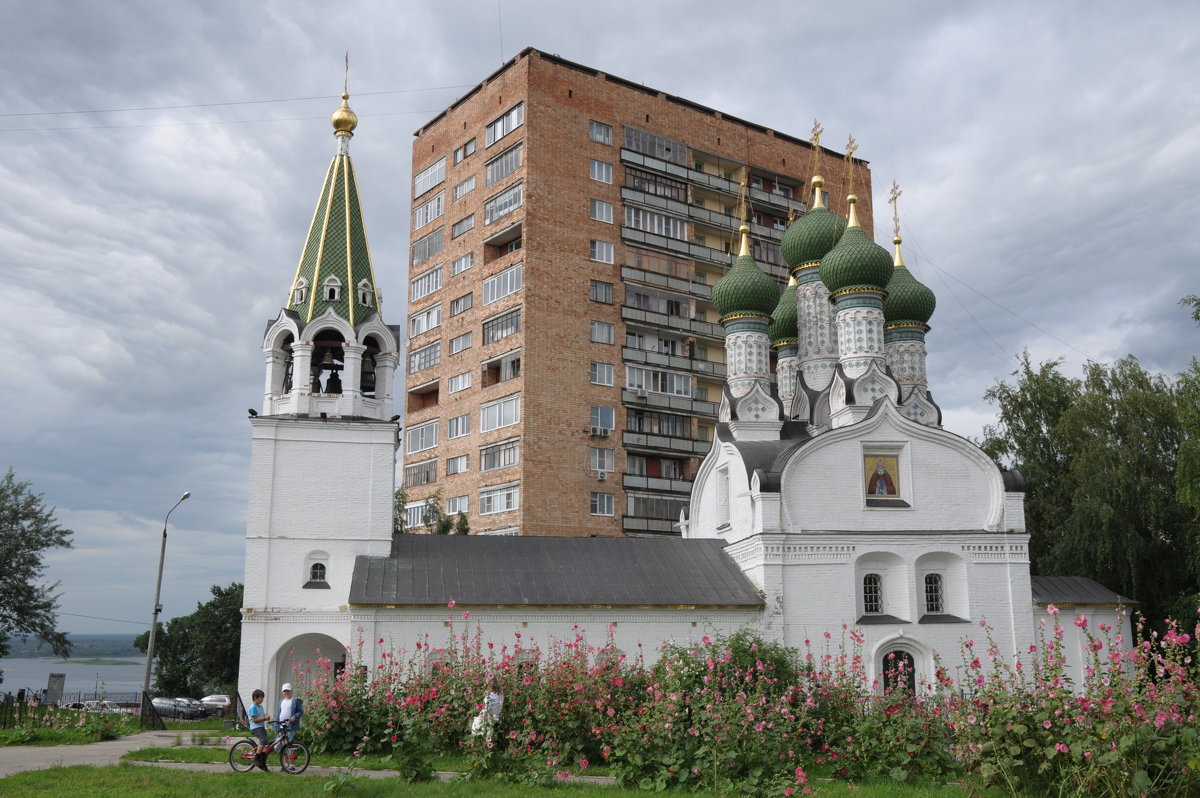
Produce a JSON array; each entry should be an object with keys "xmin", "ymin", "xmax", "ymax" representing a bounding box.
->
[{"xmin": 237, "ymin": 612, "xmax": 351, "ymax": 710}]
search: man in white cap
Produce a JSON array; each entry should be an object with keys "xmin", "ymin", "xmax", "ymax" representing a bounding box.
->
[{"xmin": 277, "ymin": 683, "xmax": 303, "ymax": 737}]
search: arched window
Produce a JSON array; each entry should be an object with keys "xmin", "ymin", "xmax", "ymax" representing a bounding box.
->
[
  {"xmin": 324, "ymin": 276, "xmax": 342, "ymax": 301},
  {"xmin": 292, "ymin": 278, "xmax": 308, "ymax": 305},
  {"xmin": 924, "ymin": 574, "xmax": 944, "ymax": 614},
  {"xmin": 882, "ymin": 650, "xmax": 916, "ymax": 694},
  {"xmin": 863, "ymin": 573, "xmax": 882, "ymax": 615},
  {"xmin": 310, "ymin": 563, "xmax": 327, "ymax": 583},
  {"xmin": 358, "ymin": 280, "xmax": 374, "ymax": 307},
  {"xmin": 303, "ymin": 550, "xmax": 330, "ymax": 589}
]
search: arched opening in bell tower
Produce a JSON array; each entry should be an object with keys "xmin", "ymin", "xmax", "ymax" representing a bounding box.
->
[
  {"xmin": 311, "ymin": 329, "xmax": 345, "ymax": 395},
  {"xmin": 361, "ymin": 334, "xmax": 381, "ymax": 397}
]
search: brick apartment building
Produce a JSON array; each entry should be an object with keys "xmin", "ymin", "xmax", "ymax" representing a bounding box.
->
[{"xmin": 401, "ymin": 47, "xmax": 872, "ymax": 537}]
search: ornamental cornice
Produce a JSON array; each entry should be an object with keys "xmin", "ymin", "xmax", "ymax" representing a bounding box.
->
[{"xmin": 720, "ymin": 312, "xmax": 772, "ymax": 326}]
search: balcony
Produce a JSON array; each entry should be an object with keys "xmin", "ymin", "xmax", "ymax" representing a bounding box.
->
[
  {"xmin": 622, "ymin": 429, "xmax": 714, "ymax": 455},
  {"xmin": 622, "ymin": 346, "xmax": 726, "ymax": 378},
  {"xmin": 620, "ymin": 148, "xmax": 809, "ymax": 217},
  {"xmin": 622, "ymin": 516, "xmax": 679, "ymax": 535},
  {"xmin": 621, "ymin": 303, "xmax": 723, "ymax": 341},
  {"xmin": 622, "ymin": 473, "xmax": 694, "ymax": 494},
  {"xmin": 620, "ymin": 388, "xmax": 719, "ymax": 418}
]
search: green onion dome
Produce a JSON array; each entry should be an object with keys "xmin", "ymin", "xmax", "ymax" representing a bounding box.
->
[
  {"xmin": 712, "ymin": 225, "xmax": 781, "ymax": 322},
  {"xmin": 883, "ymin": 236, "xmax": 936, "ymax": 326},
  {"xmin": 769, "ymin": 275, "xmax": 799, "ymax": 346},
  {"xmin": 780, "ymin": 176, "xmax": 846, "ymax": 271},
  {"xmin": 819, "ymin": 196, "xmax": 894, "ymax": 296}
]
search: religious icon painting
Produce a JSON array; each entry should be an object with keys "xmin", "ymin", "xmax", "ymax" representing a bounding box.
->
[{"xmin": 863, "ymin": 454, "xmax": 908, "ymax": 507}]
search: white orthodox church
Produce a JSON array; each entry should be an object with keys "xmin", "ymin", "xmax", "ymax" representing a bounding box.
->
[{"xmin": 237, "ymin": 96, "xmax": 1129, "ymax": 705}]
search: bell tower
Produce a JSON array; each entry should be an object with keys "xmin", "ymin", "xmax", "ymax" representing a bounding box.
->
[{"xmin": 239, "ymin": 90, "xmax": 401, "ymax": 700}]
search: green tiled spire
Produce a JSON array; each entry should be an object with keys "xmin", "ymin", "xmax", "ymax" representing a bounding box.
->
[
  {"xmin": 286, "ymin": 94, "xmax": 382, "ymax": 325},
  {"xmin": 883, "ymin": 236, "xmax": 936, "ymax": 327},
  {"xmin": 712, "ymin": 225, "xmax": 781, "ymax": 323}
]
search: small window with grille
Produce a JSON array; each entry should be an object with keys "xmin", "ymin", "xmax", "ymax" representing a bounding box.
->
[{"xmin": 863, "ymin": 574, "xmax": 882, "ymax": 615}]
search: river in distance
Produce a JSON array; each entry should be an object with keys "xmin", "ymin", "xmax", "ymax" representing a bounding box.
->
[{"xmin": 0, "ymin": 656, "xmax": 145, "ymax": 696}]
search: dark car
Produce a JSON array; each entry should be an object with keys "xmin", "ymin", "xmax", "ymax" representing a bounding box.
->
[{"xmin": 151, "ymin": 697, "xmax": 202, "ymax": 719}]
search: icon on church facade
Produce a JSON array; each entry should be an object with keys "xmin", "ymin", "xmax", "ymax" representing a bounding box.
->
[{"xmin": 864, "ymin": 455, "xmax": 899, "ymax": 498}]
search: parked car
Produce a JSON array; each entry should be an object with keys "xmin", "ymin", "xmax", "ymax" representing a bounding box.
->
[
  {"xmin": 199, "ymin": 694, "xmax": 232, "ymax": 715},
  {"xmin": 150, "ymin": 696, "xmax": 201, "ymax": 719},
  {"xmin": 83, "ymin": 699, "xmax": 131, "ymax": 714},
  {"xmin": 61, "ymin": 701, "xmax": 87, "ymax": 711},
  {"xmin": 175, "ymin": 697, "xmax": 207, "ymax": 717}
]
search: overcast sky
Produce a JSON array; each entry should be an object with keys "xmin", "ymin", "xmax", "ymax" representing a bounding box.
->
[{"xmin": 2, "ymin": 1, "xmax": 1197, "ymax": 638}]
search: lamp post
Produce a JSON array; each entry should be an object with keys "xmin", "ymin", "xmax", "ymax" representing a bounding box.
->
[{"xmin": 142, "ymin": 491, "xmax": 190, "ymax": 703}]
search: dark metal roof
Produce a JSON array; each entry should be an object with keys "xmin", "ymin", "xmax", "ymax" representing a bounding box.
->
[
  {"xmin": 349, "ymin": 536, "xmax": 765, "ymax": 608},
  {"xmin": 1030, "ymin": 575, "xmax": 1138, "ymax": 606}
]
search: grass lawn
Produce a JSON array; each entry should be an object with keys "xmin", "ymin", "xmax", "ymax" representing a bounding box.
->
[
  {"xmin": 0, "ymin": 763, "xmax": 981, "ymax": 796},
  {"xmin": 126, "ymin": 746, "xmax": 482, "ymax": 774}
]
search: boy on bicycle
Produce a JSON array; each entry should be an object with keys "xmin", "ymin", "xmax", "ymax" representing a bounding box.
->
[{"xmin": 248, "ymin": 689, "xmax": 271, "ymax": 772}]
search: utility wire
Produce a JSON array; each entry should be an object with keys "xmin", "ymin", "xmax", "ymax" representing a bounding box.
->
[
  {"xmin": 0, "ymin": 108, "xmax": 443, "ymax": 134},
  {"xmin": 59, "ymin": 612, "xmax": 149, "ymax": 627},
  {"xmin": 0, "ymin": 83, "xmax": 474, "ymax": 119}
]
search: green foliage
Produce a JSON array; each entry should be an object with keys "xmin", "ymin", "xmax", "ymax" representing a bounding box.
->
[
  {"xmin": 0, "ymin": 469, "xmax": 74, "ymax": 676},
  {"xmin": 983, "ymin": 353, "xmax": 1200, "ymax": 622},
  {"xmin": 421, "ymin": 490, "xmax": 454, "ymax": 535},
  {"xmin": 454, "ymin": 512, "xmax": 470, "ymax": 535},
  {"xmin": 1182, "ymin": 294, "xmax": 1200, "ymax": 325},
  {"xmin": 393, "ymin": 486, "xmax": 408, "ymax": 536},
  {"xmin": 132, "ymin": 582, "xmax": 243, "ymax": 696},
  {"xmin": 0, "ymin": 705, "xmax": 138, "ymax": 746}
]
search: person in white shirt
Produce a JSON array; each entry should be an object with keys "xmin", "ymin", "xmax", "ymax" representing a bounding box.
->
[{"xmin": 277, "ymin": 683, "xmax": 303, "ymax": 737}]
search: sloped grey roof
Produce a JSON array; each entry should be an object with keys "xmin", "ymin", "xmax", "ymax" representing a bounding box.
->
[
  {"xmin": 349, "ymin": 535, "xmax": 765, "ymax": 608},
  {"xmin": 1030, "ymin": 575, "xmax": 1137, "ymax": 606}
]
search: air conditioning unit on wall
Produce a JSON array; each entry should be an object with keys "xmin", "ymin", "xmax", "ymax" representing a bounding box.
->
[
  {"xmin": 595, "ymin": 471, "xmax": 607, "ymax": 481},
  {"xmin": 588, "ymin": 426, "xmax": 611, "ymax": 437}
]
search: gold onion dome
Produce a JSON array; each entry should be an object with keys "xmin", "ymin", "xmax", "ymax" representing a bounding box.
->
[
  {"xmin": 769, "ymin": 275, "xmax": 799, "ymax": 346},
  {"xmin": 780, "ymin": 176, "xmax": 847, "ymax": 271},
  {"xmin": 882, "ymin": 235, "xmax": 936, "ymax": 326},
  {"xmin": 331, "ymin": 93, "xmax": 358, "ymax": 135},
  {"xmin": 711, "ymin": 225, "xmax": 781, "ymax": 322},
  {"xmin": 819, "ymin": 196, "xmax": 894, "ymax": 295}
]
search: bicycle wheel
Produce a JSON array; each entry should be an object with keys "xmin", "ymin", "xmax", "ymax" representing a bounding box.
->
[
  {"xmin": 228, "ymin": 739, "xmax": 257, "ymax": 772},
  {"xmin": 279, "ymin": 740, "xmax": 310, "ymax": 774}
]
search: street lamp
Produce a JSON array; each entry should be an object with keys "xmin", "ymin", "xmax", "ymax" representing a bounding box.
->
[{"xmin": 142, "ymin": 491, "xmax": 190, "ymax": 702}]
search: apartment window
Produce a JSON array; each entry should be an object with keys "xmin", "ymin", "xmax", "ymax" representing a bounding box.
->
[
  {"xmin": 589, "ymin": 159, "xmax": 613, "ymax": 184},
  {"xmin": 627, "ymin": 334, "xmax": 681, "ymax": 356},
  {"xmin": 446, "ymin": 454, "xmax": 468, "ymax": 475},
  {"xmin": 479, "ymin": 482, "xmax": 520, "ymax": 514},
  {"xmin": 589, "ymin": 447, "xmax": 614, "ymax": 472},
  {"xmin": 628, "ymin": 286, "xmax": 688, "ymax": 318},
  {"xmin": 403, "ymin": 501, "xmax": 428, "ymax": 529},
  {"xmin": 484, "ymin": 183, "xmax": 523, "ymax": 224},
  {"xmin": 624, "ymin": 207, "xmax": 687, "ymax": 240},
  {"xmin": 627, "ymin": 492, "xmax": 688, "ymax": 520},
  {"xmin": 447, "ymin": 413, "xmax": 471, "ymax": 439},
  {"xmin": 589, "ymin": 406, "xmax": 615, "ymax": 430},
  {"xmin": 589, "ymin": 240, "xmax": 614, "ymax": 263},
  {"xmin": 408, "ymin": 341, "xmax": 440, "ymax": 373},
  {"xmin": 626, "ymin": 366, "xmax": 692, "ymax": 397},
  {"xmin": 590, "ymin": 492, "xmax": 614, "ymax": 516},
  {"xmin": 451, "ymin": 253, "xmax": 474, "ymax": 276},
  {"xmin": 626, "ymin": 167, "xmax": 688, "ymax": 202},
  {"xmin": 482, "ymin": 308, "xmax": 521, "ymax": 344},
  {"xmin": 750, "ymin": 175, "xmax": 764, "ymax": 189},
  {"xmin": 589, "ymin": 280, "xmax": 613, "ymax": 303},
  {"xmin": 485, "ymin": 102, "xmax": 524, "ymax": 146},
  {"xmin": 924, "ymin": 574, "xmax": 944, "ymax": 614},
  {"xmin": 411, "ymin": 228, "xmax": 444, "ymax": 266},
  {"xmin": 589, "ymin": 199, "xmax": 613, "ymax": 223},
  {"xmin": 454, "ymin": 138, "xmax": 476, "ymax": 163},
  {"xmin": 485, "ymin": 142, "xmax": 523, "ymax": 186},
  {"xmin": 450, "ymin": 293, "xmax": 473, "ymax": 315},
  {"xmin": 409, "ymin": 304, "xmax": 442, "ymax": 337},
  {"xmin": 414, "ymin": 156, "xmax": 446, "ymax": 197},
  {"xmin": 448, "ymin": 372, "xmax": 472, "ymax": 393},
  {"xmin": 590, "ymin": 362, "xmax": 613, "ymax": 386},
  {"xmin": 404, "ymin": 459, "xmax": 437, "ymax": 487},
  {"xmin": 482, "ymin": 351, "xmax": 521, "ymax": 386},
  {"xmin": 627, "ymin": 409, "xmax": 690, "ymax": 437},
  {"xmin": 449, "ymin": 332, "xmax": 472, "ymax": 354},
  {"xmin": 481, "ymin": 394, "xmax": 520, "ymax": 432},
  {"xmin": 694, "ymin": 385, "xmax": 710, "ymax": 401},
  {"xmin": 446, "ymin": 495, "xmax": 468, "ymax": 515},
  {"xmin": 627, "ymin": 455, "xmax": 683, "ymax": 479},
  {"xmin": 590, "ymin": 321, "xmax": 614, "ymax": 344},
  {"xmin": 410, "ymin": 266, "xmax": 442, "ymax": 302},
  {"xmin": 406, "ymin": 420, "xmax": 438, "ymax": 454},
  {"xmin": 453, "ymin": 175, "xmax": 476, "ymax": 200},
  {"xmin": 480, "ymin": 438, "xmax": 520, "ymax": 472},
  {"xmin": 483, "ymin": 262, "xmax": 523, "ymax": 304},
  {"xmin": 413, "ymin": 191, "xmax": 445, "ymax": 229},
  {"xmin": 589, "ymin": 120, "xmax": 612, "ymax": 144},
  {"xmin": 623, "ymin": 126, "xmax": 686, "ymax": 165},
  {"xmin": 863, "ymin": 574, "xmax": 882, "ymax": 615},
  {"xmin": 451, "ymin": 214, "xmax": 475, "ymax": 238}
]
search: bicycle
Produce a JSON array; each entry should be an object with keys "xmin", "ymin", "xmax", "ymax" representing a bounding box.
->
[{"xmin": 229, "ymin": 721, "xmax": 310, "ymax": 774}]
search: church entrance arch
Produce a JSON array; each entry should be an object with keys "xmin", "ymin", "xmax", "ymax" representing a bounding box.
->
[
  {"xmin": 871, "ymin": 636, "xmax": 927, "ymax": 694},
  {"xmin": 271, "ymin": 633, "xmax": 346, "ymax": 699},
  {"xmin": 881, "ymin": 649, "xmax": 916, "ymax": 693}
]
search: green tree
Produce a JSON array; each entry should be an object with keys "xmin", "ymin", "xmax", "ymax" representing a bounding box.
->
[
  {"xmin": 1181, "ymin": 294, "xmax": 1200, "ymax": 325},
  {"xmin": 421, "ymin": 489, "xmax": 453, "ymax": 535},
  {"xmin": 393, "ymin": 486, "xmax": 408, "ymax": 536},
  {"xmin": 983, "ymin": 354, "xmax": 1199, "ymax": 622},
  {"xmin": 134, "ymin": 582, "xmax": 243, "ymax": 696},
  {"xmin": 0, "ymin": 469, "xmax": 74, "ymax": 682},
  {"xmin": 454, "ymin": 511, "xmax": 470, "ymax": 535}
]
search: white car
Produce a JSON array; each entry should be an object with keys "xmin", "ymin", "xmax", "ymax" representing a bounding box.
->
[{"xmin": 199, "ymin": 694, "xmax": 232, "ymax": 715}]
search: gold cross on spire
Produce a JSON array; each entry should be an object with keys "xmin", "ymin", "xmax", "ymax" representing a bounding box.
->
[
  {"xmin": 844, "ymin": 134, "xmax": 858, "ymax": 198},
  {"xmin": 889, "ymin": 180, "xmax": 903, "ymax": 238},
  {"xmin": 344, "ymin": 51, "xmax": 350, "ymax": 95},
  {"xmin": 810, "ymin": 119, "xmax": 824, "ymax": 150}
]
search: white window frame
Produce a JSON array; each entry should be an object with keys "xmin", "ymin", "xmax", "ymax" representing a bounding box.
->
[
  {"xmin": 589, "ymin": 447, "xmax": 614, "ymax": 472},
  {"xmin": 450, "ymin": 293, "xmax": 473, "ymax": 317},
  {"xmin": 590, "ymin": 321, "xmax": 614, "ymax": 344},
  {"xmin": 447, "ymin": 413, "xmax": 471, "ymax": 439},
  {"xmin": 589, "ymin": 405, "xmax": 615, "ymax": 430},
  {"xmin": 411, "ymin": 228, "xmax": 444, "ymax": 266},
  {"xmin": 409, "ymin": 304, "xmax": 442, "ymax": 337},
  {"xmin": 404, "ymin": 459, "xmax": 437, "ymax": 488},
  {"xmin": 589, "ymin": 198, "xmax": 613, "ymax": 223},
  {"xmin": 453, "ymin": 175, "xmax": 476, "ymax": 200},
  {"xmin": 589, "ymin": 159, "xmax": 613, "ymax": 184},
  {"xmin": 410, "ymin": 266, "xmax": 443, "ymax": 302},
  {"xmin": 480, "ymin": 438, "xmax": 520, "ymax": 472},
  {"xmin": 406, "ymin": 420, "xmax": 438, "ymax": 454},
  {"xmin": 625, "ymin": 365, "xmax": 693, "ymax": 397},
  {"xmin": 484, "ymin": 183, "xmax": 523, "ymax": 225},
  {"xmin": 449, "ymin": 331, "xmax": 472, "ymax": 354},
  {"xmin": 482, "ymin": 308, "xmax": 521, "ymax": 344},
  {"xmin": 323, "ymin": 276, "xmax": 341, "ymax": 301},
  {"xmin": 448, "ymin": 371, "xmax": 472, "ymax": 393},
  {"xmin": 408, "ymin": 341, "xmax": 440, "ymax": 373},
  {"xmin": 479, "ymin": 482, "xmax": 520, "ymax": 514},
  {"xmin": 589, "ymin": 120, "xmax": 612, "ymax": 144},
  {"xmin": 589, "ymin": 240, "xmax": 614, "ymax": 263},
  {"xmin": 483, "ymin": 262, "xmax": 523, "ymax": 305},
  {"xmin": 454, "ymin": 138, "xmax": 476, "ymax": 163},
  {"xmin": 590, "ymin": 362, "xmax": 613, "ymax": 386},
  {"xmin": 414, "ymin": 157, "xmax": 446, "ymax": 197},
  {"xmin": 413, "ymin": 191, "xmax": 445, "ymax": 229},
  {"xmin": 446, "ymin": 454, "xmax": 468, "ymax": 475},
  {"xmin": 590, "ymin": 492, "xmax": 615, "ymax": 516},
  {"xmin": 485, "ymin": 142, "xmax": 523, "ymax": 187},
  {"xmin": 485, "ymin": 102, "xmax": 524, "ymax": 147},
  {"xmin": 481, "ymin": 394, "xmax": 520, "ymax": 432},
  {"xmin": 589, "ymin": 280, "xmax": 613, "ymax": 304},
  {"xmin": 451, "ymin": 253, "xmax": 474, "ymax": 276},
  {"xmin": 446, "ymin": 495, "xmax": 469, "ymax": 515},
  {"xmin": 451, "ymin": 214, "xmax": 475, "ymax": 238}
]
